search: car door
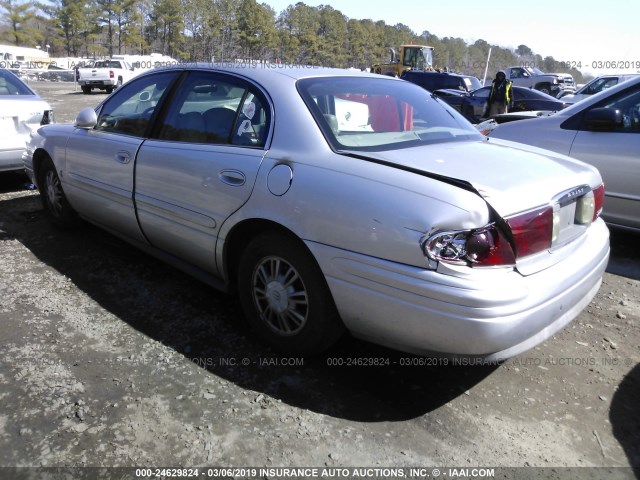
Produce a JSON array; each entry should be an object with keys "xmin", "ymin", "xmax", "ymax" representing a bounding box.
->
[
  {"xmin": 463, "ymin": 87, "xmax": 490, "ymax": 118},
  {"xmin": 510, "ymin": 88, "xmax": 528, "ymax": 111},
  {"xmin": 134, "ymin": 71, "xmax": 271, "ymax": 275},
  {"xmin": 569, "ymin": 85, "xmax": 640, "ymax": 229},
  {"xmin": 64, "ymin": 71, "xmax": 179, "ymax": 241}
]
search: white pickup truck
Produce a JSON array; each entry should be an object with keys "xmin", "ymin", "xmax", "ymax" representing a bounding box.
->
[
  {"xmin": 76, "ymin": 59, "xmax": 138, "ymax": 94},
  {"xmin": 503, "ymin": 66, "xmax": 576, "ymax": 98}
]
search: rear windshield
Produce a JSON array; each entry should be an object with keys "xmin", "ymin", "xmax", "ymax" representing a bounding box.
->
[{"xmin": 297, "ymin": 76, "xmax": 481, "ymax": 152}]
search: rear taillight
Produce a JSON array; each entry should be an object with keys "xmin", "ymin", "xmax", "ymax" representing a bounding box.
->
[
  {"xmin": 40, "ymin": 110, "xmax": 54, "ymax": 125},
  {"xmin": 422, "ymin": 224, "xmax": 516, "ymax": 267},
  {"xmin": 424, "ymin": 184, "xmax": 604, "ymax": 268},
  {"xmin": 506, "ymin": 205, "xmax": 553, "ymax": 258},
  {"xmin": 592, "ymin": 183, "xmax": 605, "ymax": 221},
  {"xmin": 109, "ymin": 70, "xmax": 114, "ymax": 79}
]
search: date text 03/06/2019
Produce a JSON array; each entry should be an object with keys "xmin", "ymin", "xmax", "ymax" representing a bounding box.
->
[{"xmin": 134, "ymin": 467, "xmax": 497, "ymax": 478}]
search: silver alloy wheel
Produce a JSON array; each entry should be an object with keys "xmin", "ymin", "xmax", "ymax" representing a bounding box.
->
[
  {"xmin": 251, "ymin": 255, "xmax": 309, "ymax": 335},
  {"xmin": 45, "ymin": 170, "xmax": 63, "ymax": 217}
]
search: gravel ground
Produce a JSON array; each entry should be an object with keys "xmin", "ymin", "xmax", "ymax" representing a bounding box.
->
[{"xmin": 0, "ymin": 81, "xmax": 639, "ymax": 476}]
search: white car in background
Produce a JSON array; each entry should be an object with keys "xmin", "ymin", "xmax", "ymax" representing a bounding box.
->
[
  {"xmin": 561, "ymin": 73, "xmax": 640, "ymax": 104},
  {"xmin": 489, "ymin": 75, "xmax": 640, "ymax": 231},
  {"xmin": 0, "ymin": 68, "xmax": 54, "ymax": 173}
]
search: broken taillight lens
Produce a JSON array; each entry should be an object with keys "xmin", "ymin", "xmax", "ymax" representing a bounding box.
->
[
  {"xmin": 422, "ymin": 224, "xmax": 516, "ymax": 267},
  {"xmin": 424, "ymin": 184, "xmax": 604, "ymax": 268}
]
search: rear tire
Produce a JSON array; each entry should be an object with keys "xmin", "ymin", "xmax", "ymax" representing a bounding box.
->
[
  {"xmin": 37, "ymin": 156, "xmax": 81, "ymax": 230},
  {"xmin": 237, "ymin": 232, "xmax": 345, "ymax": 355},
  {"xmin": 81, "ymin": 86, "xmax": 91, "ymax": 94}
]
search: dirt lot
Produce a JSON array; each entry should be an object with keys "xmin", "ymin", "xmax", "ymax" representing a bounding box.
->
[{"xmin": 0, "ymin": 81, "xmax": 639, "ymax": 476}]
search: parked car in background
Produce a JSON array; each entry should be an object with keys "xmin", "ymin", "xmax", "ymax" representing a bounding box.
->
[
  {"xmin": 502, "ymin": 66, "xmax": 576, "ymax": 97},
  {"xmin": 473, "ymin": 111, "xmax": 558, "ymax": 136},
  {"xmin": 560, "ymin": 74, "xmax": 640, "ymax": 104},
  {"xmin": 0, "ymin": 68, "xmax": 54, "ymax": 173},
  {"xmin": 36, "ymin": 64, "xmax": 75, "ymax": 82},
  {"xmin": 76, "ymin": 59, "xmax": 139, "ymax": 94},
  {"xmin": 400, "ymin": 69, "xmax": 482, "ymax": 93},
  {"xmin": 436, "ymin": 85, "xmax": 568, "ymax": 121},
  {"xmin": 489, "ymin": 76, "xmax": 640, "ymax": 232},
  {"xmin": 24, "ymin": 65, "xmax": 609, "ymax": 360}
]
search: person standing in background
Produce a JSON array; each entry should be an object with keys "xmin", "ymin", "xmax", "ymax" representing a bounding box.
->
[{"xmin": 485, "ymin": 71, "xmax": 513, "ymax": 116}]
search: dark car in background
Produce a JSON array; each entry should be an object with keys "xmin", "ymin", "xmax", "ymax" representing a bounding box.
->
[
  {"xmin": 436, "ymin": 85, "xmax": 569, "ymax": 121},
  {"xmin": 400, "ymin": 70, "xmax": 482, "ymax": 93},
  {"xmin": 36, "ymin": 64, "xmax": 76, "ymax": 82}
]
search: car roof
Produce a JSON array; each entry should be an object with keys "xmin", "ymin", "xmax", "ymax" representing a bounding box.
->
[
  {"xmin": 151, "ymin": 63, "xmax": 377, "ymax": 82},
  {"xmin": 473, "ymin": 85, "xmax": 560, "ymax": 97},
  {"xmin": 110, "ymin": 63, "xmax": 407, "ymax": 113},
  {"xmin": 588, "ymin": 73, "xmax": 640, "ymax": 79}
]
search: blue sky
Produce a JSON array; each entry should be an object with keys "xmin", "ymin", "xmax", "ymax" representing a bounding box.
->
[{"xmin": 263, "ymin": 0, "xmax": 640, "ymax": 75}]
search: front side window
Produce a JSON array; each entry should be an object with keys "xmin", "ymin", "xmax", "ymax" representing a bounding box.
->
[
  {"xmin": 155, "ymin": 71, "xmax": 270, "ymax": 147},
  {"xmin": 586, "ymin": 77, "xmax": 618, "ymax": 95},
  {"xmin": 590, "ymin": 87, "xmax": 640, "ymax": 132},
  {"xmin": 95, "ymin": 71, "xmax": 178, "ymax": 137},
  {"xmin": 471, "ymin": 87, "xmax": 490, "ymax": 99},
  {"xmin": 403, "ymin": 48, "xmax": 416, "ymax": 67},
  {"xmin": 298, "ymin": 76, "xmax": 481, "ymax": 152}
]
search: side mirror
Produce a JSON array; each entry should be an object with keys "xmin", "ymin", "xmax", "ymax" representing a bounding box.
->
[
  {"xmin": 583, "ymin": 108, "xmax": 622, "ymax": 131},
  {"xmin": 75, "ymin": 107, "xmax": 97, "ymax": 129}
]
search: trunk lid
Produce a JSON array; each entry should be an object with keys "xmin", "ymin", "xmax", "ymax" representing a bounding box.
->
[{"xmin": 344, "ymin": 138, "xmax": 602, "ymax": 219}]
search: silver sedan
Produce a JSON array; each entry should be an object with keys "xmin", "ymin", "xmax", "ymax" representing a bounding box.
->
[
  {"xmin": 23, "ymin": 64, "xmax": 609, "ymax": 360},
  {"xmin": 489, "ymin": 76, "xmax": 640, "ymax": 232}
]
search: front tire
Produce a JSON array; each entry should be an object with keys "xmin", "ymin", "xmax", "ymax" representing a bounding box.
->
[
  {"xmin": 238, "ymin": 232, "xmax": 345, "ymax": 355},
  {"xmin": 37, "ymin": 156, "xmax": 80, "ymax": 229},
  {"xmin": 537, "ymin": 83, "xmax": 551, "ymax": 95}
]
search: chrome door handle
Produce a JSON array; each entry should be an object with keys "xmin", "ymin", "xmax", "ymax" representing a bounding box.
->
[
  {"xmin": 115, "ymin": 151, "xmax": 131, "ymax": 164},
  {"xmin": 218, "ymin": 169, "xmax": 246, "ymax": 186}
]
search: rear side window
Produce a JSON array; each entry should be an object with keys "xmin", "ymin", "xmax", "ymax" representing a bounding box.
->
[
  {"xmin": 442, "ymin": 76, "xmax": 464, "ymax": 90},
  {"xmin": 156, "ymin": 71, "xmax": 270, "ymax": 147}
]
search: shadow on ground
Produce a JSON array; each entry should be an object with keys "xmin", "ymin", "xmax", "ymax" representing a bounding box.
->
[
  {"xmin": 607, "ymin": 228, "xmax": 640, "ymax": 281},
  {"xmin": 611, "ymin": 363, "xmax": 640, "ymax": 479},
  {"xmin": 0, "ymin": 193, "xmax": 504, "ymax": 422}
]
